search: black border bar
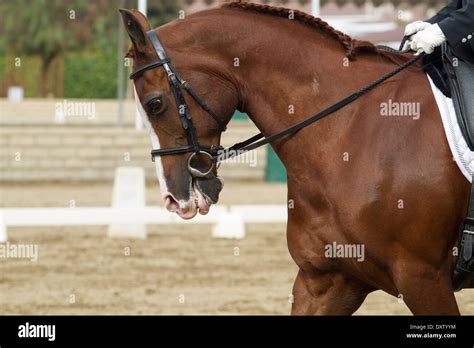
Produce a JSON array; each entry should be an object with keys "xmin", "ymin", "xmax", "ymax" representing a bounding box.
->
[{"xmin": 0, "ymin": 315, "xmax": 473, "ymax": 346}]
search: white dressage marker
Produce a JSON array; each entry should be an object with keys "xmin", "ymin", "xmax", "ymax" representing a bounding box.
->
[
  {"xmin": 212, "ymin": 211, "xmax": 246, "ymax": 239},
  {"xmin": 108, "ymin": 167, "xmax": 146, "ymax": 239},
  {"xmin": 7, "ymin": 86, "xmax": 24, "ymax": 102}
]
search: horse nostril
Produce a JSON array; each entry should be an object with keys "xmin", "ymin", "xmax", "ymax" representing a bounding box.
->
[{"xmin": 164, "ymin": 194, "xmax": 180, "ymax": 212}]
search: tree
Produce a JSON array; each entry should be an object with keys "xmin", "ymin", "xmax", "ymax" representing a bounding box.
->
[
  {"xmin": 335, "ymin": 0, "xmax": 348, "ymax": 7},
  {"xmin": 0, "ymin": 0, "xmax": 91, "ymax": 96},
  {"xmin": 406, "ymin": 0, "xmax": 424, "ymax": 5},
  {"xmin": 426, "ymin": 0, "xmax": 444, "ymax": 9},
  {"xmin": 146, "ymin": 0, "xmax": 185, "ymax": 26},
  {"xmin": 391, "ymin": 0, "xmax": 403, "ymax": 8},
  {"xmin": 0, "ymin": 0, "xmax": 180, "ymax": 97},
  {"xmin": 372, "ymin": 0, "xmax": 385, "ymax": 7}
]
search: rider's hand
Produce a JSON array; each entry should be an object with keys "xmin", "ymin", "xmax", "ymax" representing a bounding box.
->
[
  {"xmin": 406, "ymin": 24, "xmax": 447, "ymax": 54},
  {"xmin": 404, "ymin": 20, "xmax": 431, "ymax": 36}
]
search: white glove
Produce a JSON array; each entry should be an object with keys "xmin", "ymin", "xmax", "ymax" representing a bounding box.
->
[
  {"xmin": 402, "ymin": 23, "xmax": 447, "ymax": 54},
  {"xmin": 404, "ymin": 20, "xmax": 431, "ymax": 36}
]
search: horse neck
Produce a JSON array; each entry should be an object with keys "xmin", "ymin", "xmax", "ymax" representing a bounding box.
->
[
  {"xmin": 182, "ymin": 9, "xmax": 369, "ymax": 168},
  {"xmin": 164, "ymin": 9, "xmax": 396, "ymax": 170},
  {"xmin": 233, "ymin": 32, "xmax": 350, "ymax": 138}
]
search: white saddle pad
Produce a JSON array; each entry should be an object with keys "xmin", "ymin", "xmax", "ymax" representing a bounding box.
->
[{"xmin": 427, "ymin": 75, "xmax": 474, "ymax": 182}]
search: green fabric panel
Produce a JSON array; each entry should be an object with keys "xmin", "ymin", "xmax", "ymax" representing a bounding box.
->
[
  {"xmin": 265, "ymin": 145, "xmax": 287, "ymax": 183},
  {"xmin": 232, "ymin": 110, "xmax": 248, "ymax": 120}
]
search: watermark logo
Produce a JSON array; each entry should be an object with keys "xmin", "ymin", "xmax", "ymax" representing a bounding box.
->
[
  {"xmin": 0, "ymin": 242, "xmax": 38, "ymax": 262},
  {"xmin": 55, "ymin": 99, "xmax": 95, "ymax": 123},
  {"xmin": 324, "ymin": 241, "xmax": 365, "ymax": 262},
  {"xmin": 18, "ymin": 322, "xmax": 55, "ymax": 341},
  {"xmin": 216, "ymin": 149, "xmax": 258, "ymax": 168},
  {"xmin": 380, "ymin": 99, "xmax": 420, "ymax": 120}
]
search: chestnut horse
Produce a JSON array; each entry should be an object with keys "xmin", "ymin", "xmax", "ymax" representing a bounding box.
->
[{"xmin": 120, "ymin": 1, "xmax": 472, "ymax": 314}]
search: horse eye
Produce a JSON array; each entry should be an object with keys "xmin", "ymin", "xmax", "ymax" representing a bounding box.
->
[{"xmin": 146, "ymin": 98, "xmax": 163, "ymax": 115}]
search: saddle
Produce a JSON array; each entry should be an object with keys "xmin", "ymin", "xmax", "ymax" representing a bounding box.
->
[
  {"xmin": 441, "ymin": 43, "xmax": 474, "ymax": 151},
  {"xmin": 442, "ymin": 45, "xmax": 474, "ymax": 291},
  {"xmin": 424, "ymin": 44, "xmax": 474, "ymax": 291},
  {"xmin": 425, "ymin": 43, "xmax": 473, "ymax": 149}
]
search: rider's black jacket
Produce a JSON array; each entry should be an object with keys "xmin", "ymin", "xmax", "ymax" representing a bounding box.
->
[{"xmin": 428, "ymin": 0, "xmax": 474, "ymax": 64}]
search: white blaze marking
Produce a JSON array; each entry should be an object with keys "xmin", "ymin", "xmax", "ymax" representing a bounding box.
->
[{"xmin": 134, "ymin": 87, "xmax": 169, "ymax": 198}]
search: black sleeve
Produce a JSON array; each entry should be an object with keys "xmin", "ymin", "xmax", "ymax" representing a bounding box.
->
[
  {"xmin": 437, "ymin": 0, "xmax": 474, "ymax": 49},
  {"xmin": 427, "ymin": 0, "xmax": 461, "ymax": 24}
]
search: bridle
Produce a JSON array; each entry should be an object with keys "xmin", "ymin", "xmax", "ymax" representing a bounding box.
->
[
  {"xmin": 130, "ymin": 31, "xmax": 424, "ymax": 177},
  {"xmin": 129, "ymin": 29, "xmax": 226, "ymax": 177}
]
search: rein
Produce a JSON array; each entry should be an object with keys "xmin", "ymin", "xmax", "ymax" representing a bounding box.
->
[{"xmin": 218, "ymin": 40, "xmax": 423, "ymax": 162}]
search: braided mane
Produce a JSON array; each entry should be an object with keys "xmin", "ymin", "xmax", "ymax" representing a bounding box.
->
[{"xmin": 224, "ymin": 1, "xmax": 380, "ymax": 60}]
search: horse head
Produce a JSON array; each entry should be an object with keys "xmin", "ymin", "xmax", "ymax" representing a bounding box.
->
[{"xmin": 119, "ymin": 9, "xmax": 238, "ymax": 219}]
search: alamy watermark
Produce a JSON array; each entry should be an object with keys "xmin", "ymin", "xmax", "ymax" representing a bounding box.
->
[
  {"xmin": 55, "ymin": 99, "xmax": 95, "ymax": 122},
  {"xmin": 0, "ymin": 242, "xmax": 38, "ymax": 262},
  {"xmin": 216, "ymin": 149, "xmax": 258, "ymax": 167},
  {"xmin": 18, "ymin": 322, "xmax": 55, "ymax": 341},
  {"xmin": 380, "ymin": 99, "xmax": 420, "ymax": 120},
  {"xmin": 324, "ymin": 241, "xmax": 365, "ymax": 262}
]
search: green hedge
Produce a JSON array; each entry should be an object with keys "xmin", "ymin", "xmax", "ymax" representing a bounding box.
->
[
  {"xmin": 64, "ymin": 53, "xmax": 121, "ymax": 99},
  {"xmin": 1, "ymin": 56, "xmax": 42, "ymax": 98}
]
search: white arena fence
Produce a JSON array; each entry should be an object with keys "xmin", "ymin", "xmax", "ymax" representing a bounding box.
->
[
  {"xmin": 0, "ymin": 167, "xmax": 287, "ymax": 242},
  {"xmin": 0, "ymin": 205, "xmax": 288, "ymax": 242}
]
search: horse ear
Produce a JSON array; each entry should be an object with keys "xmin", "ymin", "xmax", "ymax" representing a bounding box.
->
[{"xmin": 118, "ymin": 9, "xmax": 152, "ymax": 54}]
